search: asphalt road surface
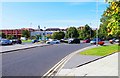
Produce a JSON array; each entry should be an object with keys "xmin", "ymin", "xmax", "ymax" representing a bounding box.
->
[{"xmin": 2, "ymin": 43, "xmax": 91, "ymax": 76}]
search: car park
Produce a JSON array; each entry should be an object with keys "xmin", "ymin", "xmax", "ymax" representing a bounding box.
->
[
  {"xmin": 68, "ymin": 38, "xmax": 80, "ymax": 44},
  {"xmin": 0, "ymin": 39, "xmax": 12, "ymax": 45},
  {"xmin": 46, "ymin": 39, "xmax": 60, "ymax": 44}
]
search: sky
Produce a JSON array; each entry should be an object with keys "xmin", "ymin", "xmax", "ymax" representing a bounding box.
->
[{"xmin": 1, "ymin": 2, "xmax": 109, "ymax": 29}]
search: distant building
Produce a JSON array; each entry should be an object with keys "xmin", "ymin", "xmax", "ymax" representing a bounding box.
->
[
  {"xmin": 31, "ymin": 28, "xmax": 66, "ymax": 39},
  {"xmin": 0, "ymin": 28, "xmax": 35, "ymax": 38}
]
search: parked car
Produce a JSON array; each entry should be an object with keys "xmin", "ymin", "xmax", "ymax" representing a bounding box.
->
[
  {"xmin": 46, "ymin": 39, "xmax": 60, "ymax": 44},
  {"xmin": 10, "ymin": 39, "xmax": 22, "ymax": 44},
  {"xmin": 32, "ymin": 39, "xmax": 39, "ymax": 43},
  {"xmin": 0, "ymin": 39, "xmax": 12, "ymax": 45},
  {"xmin": 83, "ymin": 39, "xmax": 91, "ymax": 43},
  {"xmin": 115, "ymin": 39, "xmax": 119, "ymax": 43},
  {"xmin": 17, "ymin": 39, "xmax": 22, "ymax": 44},
  {"xmin": 109, "ymin": 38, "xmax": 116, "ymax": 44},
  {"xmin": 11, "ymin": 39, "xmax": 17, "ymax": 44},
  {"xmin": 68, "ymin": 38, "xmax": 80, "ymax": 44},
  {"xmin": 90, "ymin": 38, "xmax": 104, "ymax": 45},
  {"xmin": 60, "ymin": 39, "xmax": 68, "ymax": 43}
]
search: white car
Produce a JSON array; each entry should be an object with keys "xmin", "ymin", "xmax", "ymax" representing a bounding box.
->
[
  {"xmin": 46, "ymin": 39, "xmax": 60, "ymax": 44},
  {"xmin": 115, "ymin": 39, "xmax": 119, "ymax": 43}
]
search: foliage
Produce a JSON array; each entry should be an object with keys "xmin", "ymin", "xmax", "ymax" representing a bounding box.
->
[
  {"xmin": 52, "ymin": 31, "xmax": 65, "ymax": 40},
  {"xmin": 65, "ymin": 27, "xmax": 79, "ymax": 38},
  {"xmin": 101, "ymin": 1, "xmax": 120, "ymax": 38},
  {"xmin": 78, "ymin": 24, "xmax": 94, "ymax": 39},
  {"xmin": 46, "ymin": 34, "xmax": 52, "ymax": 39},
  {"xmin": 0, "ymin": 32, "xmax": 6, "ymax": 38},
  {"xmin": 30, "ymin": 36, "xmax": 36, "ymax": 39},
  {"xmin": 36, "ymin": 35, "xmax": 42, "ymax": 40},
  {"xmin": 6, "ymin": 35, "xmax": 14, "ymax": 39},
  {"xmin": 22, "ymin": 30, "xmax": 30, "ymax": 39}
]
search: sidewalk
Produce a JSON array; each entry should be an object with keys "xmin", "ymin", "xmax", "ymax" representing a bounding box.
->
[
  {"xmin": 57, "ymin": 52, "xmax": 118, "ymax": 76},
  {"xmin": 0, "ymin": 43, "xmax": 49, "ymax": 53}
]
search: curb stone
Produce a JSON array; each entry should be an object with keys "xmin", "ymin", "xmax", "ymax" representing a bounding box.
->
[{"xmin": 1, "ymin": 44, "xmax": 51, "ymax": 54}]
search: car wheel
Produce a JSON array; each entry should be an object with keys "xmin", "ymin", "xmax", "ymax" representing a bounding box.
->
[
  {"xmin": 56, "ymin": 42, "xmax": 59, "ymax": 44},
  {"xmin": 47, "ymin": 42, "xmax": 50, "ymax": 44}
]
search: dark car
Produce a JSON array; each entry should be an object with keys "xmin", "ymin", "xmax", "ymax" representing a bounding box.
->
[
  {"xmin": 11, "ymin": 39, "xmax": 17, "ymax": 44},
  {"xmin": 11, "ymin": 39, "xmax": 22, "ymax": 44},
  {"xmin": 32, "ymin": 39, "xmax": 39, "ymax": 43},
  {"xmin": 68, "ymin": 38, "xmax": 80, "ymax": 44},
  {"xmin": 17, "ymin": 39, "xmax": 22, "ymax": 44}
]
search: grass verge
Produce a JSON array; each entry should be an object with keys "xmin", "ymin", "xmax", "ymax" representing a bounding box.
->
[
  {"xmin": 80, "ymin": 44, "xmax": 120, "ymax": 56},
  {"xmin": 22, "ymin": 40, "xmax": 32, "ymax": 43}
]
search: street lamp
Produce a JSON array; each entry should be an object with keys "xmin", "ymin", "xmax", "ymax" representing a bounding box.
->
[
  {"xmin": 38, "ymin": 25, "xmax": 41, "ymax": 40},
  {"xmin": 96, "ymin": 0, "xmax": 99, "ymax": 46},
  {"xmin": 44, "ymin": 27, "xmax": 46, "ymax": 42}
]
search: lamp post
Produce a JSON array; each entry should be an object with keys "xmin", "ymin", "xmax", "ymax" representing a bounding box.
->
[
  {"xmin": 44, "ymin": 27, "xmax": 46, "ymax": 42},
  {"xmin": 89, "ymin": 23, "xmax": 92, "ymax": 39},
  {"xmin": 38, "ymin": 25, "xmax": 41, "ymax": 40},
  {"xmin": 96, "ymin": 0, "xmax": 99, "ymax": 46}
]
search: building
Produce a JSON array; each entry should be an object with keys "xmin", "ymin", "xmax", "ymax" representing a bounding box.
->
[
  {"xmin": 0, "ymin": 28, "xmax": 35, "ymax": 38},
  {"xmin": 31, "ymin": 28, "xmax": 66, "ymax": 40}
]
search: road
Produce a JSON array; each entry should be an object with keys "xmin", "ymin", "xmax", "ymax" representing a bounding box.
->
[{"xmin": 2, "ymin": 43, "xmax": 91, "ymax": 76}]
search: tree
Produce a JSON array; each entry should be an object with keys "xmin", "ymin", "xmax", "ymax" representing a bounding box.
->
[
  {"xmin": 6, "ymin": 35, "xmax": 14, "ymax": 39},
  {"xmin": 52, "ymin": 31, "xmax": 65, "ymax": 40},
  {"xmin": 22, "ymin": 30, "xmax": 30, "ymax": 39},
  {"xmin": 102, "ymin": 1, "xmax": 120, "ymax": 38},
  {"xmin": 65, "ymin": 27, "xmax": 79, "ymax": 38},
  {"xmin": 78, "ymin": 24, "xmax": 94, "ymax": 39},
  {"xmin": 0, "ymin": 32, "xmax": 6, "ymax": 38}
]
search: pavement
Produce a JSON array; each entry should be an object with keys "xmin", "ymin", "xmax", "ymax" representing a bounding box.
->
[
  {"xmin": 57, "ymin": 45, "xmax": 119, "ymax": 76},
  {"xmin": 0, "ymin": 43, "xmax": 49, "ymax": 53}
]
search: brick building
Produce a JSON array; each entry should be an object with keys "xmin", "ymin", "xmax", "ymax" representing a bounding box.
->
[{"xmin": 0, "ymin": 28, "xmax": 35, "ymax": 38}]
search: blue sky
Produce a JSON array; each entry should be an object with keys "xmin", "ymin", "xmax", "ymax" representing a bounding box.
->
[{"xmin": 2, "ymin": 2, "xmax": 108, "ymax": 29}]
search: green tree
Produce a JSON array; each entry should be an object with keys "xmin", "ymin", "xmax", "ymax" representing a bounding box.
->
[
  {"xmin": 0, "ymin": 32, "xmax": 6, "ymax": 38},
  {"xmin": 78, "ymin": 24, "xmax": 94, "ymax": 39},
  {"xmin": 65, "ymin": 27, "xmax": 79, "ymax": 38},
  {"xmin": 102, "ymin": 1, "xmax": 120, "ymax": 38},
  {"xmin": 6, "ymin": 35, "xmax": 14, "ymax": 39},
  {"xmin": 22, "ymin": 30, "xmax": 30, "ymax": 39},
  {"xmin": 52, "ymin": 31, "xmax": 65, "ymax": 40}
]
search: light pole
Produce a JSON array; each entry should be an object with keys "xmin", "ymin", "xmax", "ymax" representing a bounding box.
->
[
  {"xmin": 96, "ymin": 0, "xmax": 99, "ymax": 46},
  {"xmin": 44, "ymin": 27, "xmax": 46, "ymax": 42},
  {"xmin": 89, "ymin": 23, "xmax": 92, "ymax": 39},
  {"xmin": 38, "ymin": 25, "xmax": 41, "ymax": 40}
]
